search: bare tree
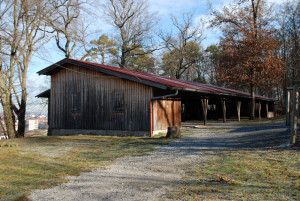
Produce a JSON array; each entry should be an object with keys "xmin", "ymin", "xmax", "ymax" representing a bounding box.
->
[
  {"xmin": 0, "ymin": 0, "xmax": 15, "ymax": 138},
  {"xmin": 46, "ymin": 0, "xmax": 89, "ymax": 58},
  {"xmin": 102, "ymin": 0, "xmax": 157, "ymax": 68},
  {"xmin": 160, "ymin": 12, "xmax": 204, "ymax": 79},
  {"xmin": 275, "ymin": 0, "xmax": 300, "ymax": 108},
  {"xmin": 203, "ymin": 44, "xmax": 222, "ymax": 85},
  {"xmin": 0, "ymin": 0, "xmax": 52, "ymax": 138}
]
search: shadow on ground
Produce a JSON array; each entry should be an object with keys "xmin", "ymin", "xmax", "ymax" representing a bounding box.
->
[{"xmin": 159, "ymin": 121, "xmax": 291, "ymax": 156}]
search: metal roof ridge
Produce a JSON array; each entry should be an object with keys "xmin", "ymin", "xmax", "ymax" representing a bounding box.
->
[
  {"xmin": 39, "ymin": 59, "xmax": 276, "ymax": 101},
  {"xmin": 67, "ymin": 59, "xmax": 247, "ymax": 95},
  {"xmin": 74, "ymin": 59, "xmax": 213, "ymax": 91}
]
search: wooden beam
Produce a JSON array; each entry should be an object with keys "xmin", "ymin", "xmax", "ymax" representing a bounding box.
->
[
  {"xmin": 201, "ymin": 97, "xmax": 208, "ymax": 125},
  {"xmin": 237, "ymin": 101, "xmax": 241, "ymax": 122},
  {"xmin": 286, "ymin": 90, "xmax": 290, "ymax": 126},
  {"xmin": 150, "ymin": 100, "xmax": 153, "ymax": 137},
  {"xmin": 221, "ymin": 98, "xmax": 226, "ymax": 123},
  {"xmin": 266, "ymin": 103, "xmax": 269, "ymax": 118},
  {"xmin": 291, "ymin": 84, "xmax": 299, "ymax": 145},
  {"xmin": 258, "ymin": 101, "xmax": 262, "ymax": 119}
]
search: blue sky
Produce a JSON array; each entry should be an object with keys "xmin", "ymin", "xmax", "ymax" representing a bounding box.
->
[
  {"xmin": 26, "ymin": 0, "xmax": 283, "ymax": 115},
  {"xmin": 29, "ymin": 0, "xmax": 283, "ymax": 72},
  {"xmin": 29, "ymin": 0, "xmax": 222, "ymax": 74}
]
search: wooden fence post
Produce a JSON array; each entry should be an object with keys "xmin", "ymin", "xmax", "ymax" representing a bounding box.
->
[
  {"xmin": 286, "ymin": 90, "xmax": 290, "ymax": 126},
  {"xmin": 291, "ymin": 84, "xmax": 299, "ymax": 145}
]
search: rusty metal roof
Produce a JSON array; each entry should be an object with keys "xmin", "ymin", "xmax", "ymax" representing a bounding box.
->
[{"xmin": 38, "ymin": 58, "xmax": 276, "ymax": 101}]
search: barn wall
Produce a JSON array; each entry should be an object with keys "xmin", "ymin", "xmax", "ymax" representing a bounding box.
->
[
  {"xmin": 49, "ymin": 64, "xmax": 153, "ymax": 134},
  {"xmin": 153, "ymin": 99, "xmax": 181, "ymax": 131}
]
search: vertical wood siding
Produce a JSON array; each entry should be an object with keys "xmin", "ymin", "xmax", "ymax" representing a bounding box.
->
[
  {"xmin": 153, "ymin": 99, "xmax": 181, "ymax": 131},
  {"xmin": 50, "ymin": 65, "xmax": 153, "ymax": 131}
]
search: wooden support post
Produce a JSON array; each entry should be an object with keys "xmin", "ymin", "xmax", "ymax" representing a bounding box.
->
[
  {"xmin": 150, "ymin": 100, "xmax": 153, "ymax": 138},
  {"xmin": 201, "ymin": 97, "xmax": 208, "ymax": 125},
  {"xmin": 47, "ymin": 97, "xmax": 51, "ymax": 135},
  {"xmin": 291, "ymin": 84, "xmax": 299, "ymax": 145},
  {"xmin": 237, "ymin": 101, "xmax": 241, "ymax": 122},
  {"xmin": 221, "ymin": 98, "xmax": 226, "ymax": 123},
  {"xmin": 266, "ymin": 103, "xmax": 269, "ymax": 118},
  {"xmin": 258, "ymin": 102, "xmax": 261, "ymax": 119},
  {"xmin": 286, "ymin": 90, "xmax": 290, "ymax": 126}
]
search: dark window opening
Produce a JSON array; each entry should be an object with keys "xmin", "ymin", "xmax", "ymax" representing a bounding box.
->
[
  {"xmin": 71, "ymin": 93, "xmax": 81, "ymax": 112},
  {"xmin": 112, "ymin": 91, "xmax": 124, "ymax": 113}
]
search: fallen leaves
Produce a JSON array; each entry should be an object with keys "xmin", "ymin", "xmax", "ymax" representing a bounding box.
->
[
  {"xmin": 266, "ymin": 157, "xmax": 283, "ymax": 162},
  {"xmin": 217, "ymin": 175, "xmax": 237, "ymax": 185}
]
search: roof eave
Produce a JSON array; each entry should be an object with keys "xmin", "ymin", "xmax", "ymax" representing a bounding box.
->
[
  {"xmin": 38, "ymin": 59, "xmax": 168, "ymax": 90},
  {"xmin": 36, "ymin": 89, "xmax": 50, "ymax": 98},
  {"xmin": 67, "ymin": 60, "xmax": 168, "ymax": 90},
  {"xmin": 37, "ymin": 58, "xmax": 69, "ymax": 75}
]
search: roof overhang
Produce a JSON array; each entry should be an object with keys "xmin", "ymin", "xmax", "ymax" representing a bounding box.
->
[
  {"xmin": 36, "ymin": 89, "xmax": 50, "ymax": 98},
  {"xmin": 38, "ymin": 59, "xmax": 168, "ymax": 90},
  {"xmin": 37, "ymin": 58, "xmax": 277, "ymax": 102}
]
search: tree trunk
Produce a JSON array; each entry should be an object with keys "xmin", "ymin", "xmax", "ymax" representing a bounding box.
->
[
  {"xmin": 201, "ymin": 97, "xmax": 208, "ymax": 125},
  {"xmin": 1, "ymin": 96, "xmax": 16, "ymax": 138},
  {"xmin": 101, "ymin": 52, "xmax": 105, "ymax": 64},
  {"xmin": 16, "ymin": 99, "xmax": 26, "ymax": 137},
  {"xmin": 175, "ymin": 71, "xmax": 180, "ymax": 79},
  {"xmin": 250, "ymin": 83, "xmax": 256, "ymax": 120},
  {"xmin": 120, "ymin": 46, "xmax": 126, "ymax": 68}
]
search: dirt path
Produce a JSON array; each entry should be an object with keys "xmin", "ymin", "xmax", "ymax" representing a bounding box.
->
[{"xmin": 29, "ymin": 121, "xmax": 289, "ymax": 201}]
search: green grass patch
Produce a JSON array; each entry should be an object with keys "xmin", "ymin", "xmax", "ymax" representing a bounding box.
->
[
  {"xmin": 0, "ymin": 135, "xmax": 171, "ymax": 200},
  {"xmin": 0, "ymin": 142, "xmax": 18, "ymax": 147},
  {"xmin": 167, "ymin": 148, "xmax": 300, "ymax": 201}
]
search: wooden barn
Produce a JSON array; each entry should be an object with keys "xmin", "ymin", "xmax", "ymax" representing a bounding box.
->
[{"xmin": 37, "ymin": 58, "xmax": 276, "ymax": 137}]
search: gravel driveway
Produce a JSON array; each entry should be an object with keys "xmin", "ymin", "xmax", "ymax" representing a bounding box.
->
[{"xmin": 29, "ymin": 121, "xmax": 289, "ymax": 201}]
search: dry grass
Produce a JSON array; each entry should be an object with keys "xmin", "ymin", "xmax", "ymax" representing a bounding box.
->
[
  {"xmin": 237, "ymin": 116, "xmax": 286, "ymax": 127},
  {"xmin": 167, "ymin": 147, "xmax": 300, "ymax": 201},
  {"xmin": 0, "ymin": 135, "xmax": 170, "ymax": 200}
]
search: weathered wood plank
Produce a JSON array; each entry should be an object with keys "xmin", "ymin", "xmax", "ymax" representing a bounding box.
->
[
  {"xmin": 50, "ymin": 64, "xmax": 153, "ymax": 132},
  {"xmin": 153, "ymin": 99, "xmax": 181, "ymax": 131}
]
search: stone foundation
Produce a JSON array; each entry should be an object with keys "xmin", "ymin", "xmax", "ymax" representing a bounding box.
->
[{"xmin": 48, "ymin": 128, "xmax": 149, "ymax": 137}]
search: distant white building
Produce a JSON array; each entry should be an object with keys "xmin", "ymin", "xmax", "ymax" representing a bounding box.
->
[
  {"xmin": 38, "ymin": 115, "xmax": 47, "ymax": 119},
  {"xmin": 25, "ymin": 119, "xmax": 39, "ymax": 131}
]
